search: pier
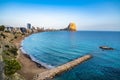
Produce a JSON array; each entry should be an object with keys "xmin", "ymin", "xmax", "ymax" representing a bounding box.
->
[{"xmin": 33, "ymin": 54, "xmax": 92, "ymax": 80}]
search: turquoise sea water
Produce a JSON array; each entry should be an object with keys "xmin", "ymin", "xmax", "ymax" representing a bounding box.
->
[{"xmin": 22, "ymin": 31, "xmax": 120, "ymax": 80}]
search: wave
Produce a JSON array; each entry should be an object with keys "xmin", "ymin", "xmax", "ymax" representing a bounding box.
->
[{"xmin": 20, "ymin": 47, "xmax": 55, "ymax": 69}]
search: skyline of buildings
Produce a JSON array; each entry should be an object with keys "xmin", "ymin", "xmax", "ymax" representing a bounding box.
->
[{"xmin": 2, "ymin": 23, "xmax": 62, "ymax": 34}]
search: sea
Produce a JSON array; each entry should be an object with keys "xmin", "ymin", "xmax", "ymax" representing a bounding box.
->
[{"xmin": 21, "ymin": 31, "xmax": 120, "ymax": 80}]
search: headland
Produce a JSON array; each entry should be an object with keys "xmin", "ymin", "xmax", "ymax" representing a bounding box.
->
[{"xmin": 0, "ymin": 23, "xmax": 78, "ymax": 80}]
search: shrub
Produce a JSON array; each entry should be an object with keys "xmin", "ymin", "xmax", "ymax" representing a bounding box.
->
[
  {"xmin": 0, "ymin": 33, "xmax": 6, "ymax": 38},
  {"xmin": 3, "ymin": 47, "xmax": 18, "ymax": 57},
  {"xmin": 22, "ymin": 33, "xmax": 25, "ymax": 35},
  {"xmin": 14, "ymin": 36, "xmax": 17, "ymax": 39},
  {"xmin": 0, "ymin": 25, "xmax": 5, "ymax": 31},
  {"xmin": 5, "ymin": 45, "xmax": 9, "ymax": 48},
  {"xmin": 8, "ymin": 47, "xmax": 18, "ymax": 56},
  {"xmin": 4, "ymin": 59, "xmax": 21, "ymax": 76},
  {"xmin": 5, "ymin": 31, "xmax": 10, "ymax": 33},
  {"xmin": 3, "ymin": 50, "xmax": 10, "ymax": 56}
]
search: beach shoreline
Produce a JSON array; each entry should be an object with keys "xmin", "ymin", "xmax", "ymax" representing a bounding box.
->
[{"xmin": 13, "ymin": 33, "xmax": 48, "ymax": 80}]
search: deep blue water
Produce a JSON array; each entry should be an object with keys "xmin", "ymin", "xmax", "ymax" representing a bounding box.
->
[{"xmin": 22, "ymin": 31, "xmax": 120, "ymax": 80}]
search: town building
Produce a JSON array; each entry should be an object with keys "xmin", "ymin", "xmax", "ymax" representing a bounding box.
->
[{"xmin": 27, "ymin": 23, "xmax": 31, "ymax": 29}]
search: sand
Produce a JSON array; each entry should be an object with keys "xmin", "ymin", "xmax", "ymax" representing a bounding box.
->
[{"xmin": 13, "ymin": 35, "xmax": 47, "ymax": 80}]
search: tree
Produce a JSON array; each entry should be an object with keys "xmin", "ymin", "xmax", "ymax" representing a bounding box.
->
[
  {"xmin": 4, "ymin": 59, "xmax": 21, "ymax": 76},
  {"xmin": 0, "ymin": 25, "xmax": 5, "ymax": 31}
]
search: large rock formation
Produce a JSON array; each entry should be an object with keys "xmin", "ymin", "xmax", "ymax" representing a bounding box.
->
[{"xmin": 68, "ymin": 22, "xmax": 77, "ymax": 31}]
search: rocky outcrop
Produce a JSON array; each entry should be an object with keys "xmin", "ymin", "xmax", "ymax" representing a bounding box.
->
[
  {"xmin": 60, "ymin": 22, "xmax": 77, "ymax": 31},
  {"xmin": 99, "ymin": 46, "xmax": 114, "ymax": 50},
  {"xmin": 68, "ymin": 22, "xmax": 77, "ymax": 31}
]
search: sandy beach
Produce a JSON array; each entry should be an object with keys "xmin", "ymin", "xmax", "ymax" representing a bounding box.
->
[{"xmin": 13, "ymin": 35, "xmax": 48, "ymax": 80}]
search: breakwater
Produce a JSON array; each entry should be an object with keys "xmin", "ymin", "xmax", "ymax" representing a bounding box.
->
[{"xmin": 33, "ymin": 54, "xmax": 92, "ymax": 80}]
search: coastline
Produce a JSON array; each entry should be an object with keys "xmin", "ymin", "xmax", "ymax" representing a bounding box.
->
[{"xmin": 13, "ymin": 33, "xmax": 48, "ymax": 80}]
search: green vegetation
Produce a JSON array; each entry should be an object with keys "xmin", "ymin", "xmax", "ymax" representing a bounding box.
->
[
  {"xmin": 0, "ymin": 29, "xmax": 24, "ymax": 79},
  {"xmin": 5, "ymin": 45, "xmax": 9, "ymax": 48},
  {"xmin": 0, "ymin": 33, "xmax": 6, "ymax": 38},
  {"xmin": 0, "ymin": 25, "xmax": 5, "ymax": 31},
  {"xmin": 14, "ymin": 36, "xmax": 17, "ymax": 39},
  {"xmin": 8, "ymin": 47, "xmax": 18, "ymax": 56},
  {"xmin": 5, "ymin": 30, "xmax": 10, "ymax": 33},
  {"xmin": 3, "ymin": 46, "xmax": 18, "ymax": 59},
  {"xmin": 3, "ymin": 50, "xmax": 10, "ymax": 56},
  {"xmin": 22, "ymin": 33, "xmax": 25, "ymax": 35},
  {"xmin": 4, "ymin": 59, "xmax": 21, "ymax": 76},
  {"xmin": 2, "ymin": 46, "xmax": 21, "ymax": 77}
]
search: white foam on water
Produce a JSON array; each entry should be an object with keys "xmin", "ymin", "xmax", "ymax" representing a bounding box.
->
[{"xmin": 20, "ymin": 47, "xmax": 55, "ymax": 69}]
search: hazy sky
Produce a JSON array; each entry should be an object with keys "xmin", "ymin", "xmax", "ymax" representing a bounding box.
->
[{"xmin": 0, "ymin": 0, "xmax": 120, "ymax": 31}]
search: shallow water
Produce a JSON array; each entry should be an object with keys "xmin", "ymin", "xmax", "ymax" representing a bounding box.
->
[{"xmin": 22, "ymin": 31, "xmax": 120, "ymax": 80}]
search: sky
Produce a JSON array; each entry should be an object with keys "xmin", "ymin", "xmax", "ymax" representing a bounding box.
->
[{"xmin": 0, "ymin": 0, "xmax": 120, "ymax": 31}]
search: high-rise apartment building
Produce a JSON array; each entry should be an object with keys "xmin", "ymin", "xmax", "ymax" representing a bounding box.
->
[{"xmin": 27, "ymin": 23, "xmax": 31, "ymax": 29}]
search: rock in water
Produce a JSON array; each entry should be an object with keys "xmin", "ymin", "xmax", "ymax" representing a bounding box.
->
[
  {"xmin": 99, "ymin": 46, "xmax": 114, "ymax": 50},
  {"xmin": 68, "ymin": 22, "xmax": 77, "ymax": 31}
]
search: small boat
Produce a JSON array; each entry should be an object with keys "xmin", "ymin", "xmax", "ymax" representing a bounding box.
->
[{"xmin": 99, "ymin": 46, "xmax": 114, "ymax": 50}]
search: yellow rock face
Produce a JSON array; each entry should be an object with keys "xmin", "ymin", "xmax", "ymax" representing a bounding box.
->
[{"xmin": 68, "ymin": 22, "xmax": 77, "ymax": 31}]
